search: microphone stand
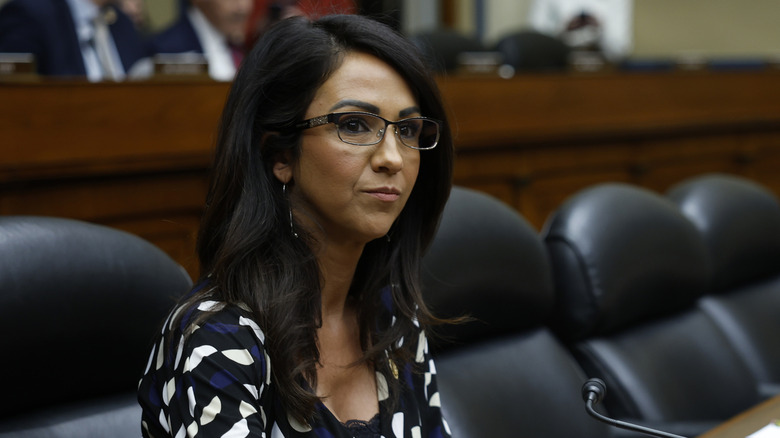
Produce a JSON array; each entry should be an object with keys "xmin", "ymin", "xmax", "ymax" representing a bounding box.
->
[{"xmin": 583, "ymin": 378, "xmax": 687, "ymax": 438}]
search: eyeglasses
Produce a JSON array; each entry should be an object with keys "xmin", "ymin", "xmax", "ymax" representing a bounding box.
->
[{"xmin": 295, "ymin": 111, "xmax": 440, "ymax": 150}]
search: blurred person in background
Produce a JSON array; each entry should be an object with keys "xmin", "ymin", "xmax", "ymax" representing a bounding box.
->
[
  {"xmin": 148, "ymin": 0, "xmax": 252, "ymax": 81},
  {"xmin": 0, "ymin": 0, "xmax": 149, "ymax": 80},
  {"xmin": 118, "ymin": 0, "xmax": 149, "ymax": 33},
  {"xmin": 528, "ymin": 0, "xmax": 633, "ymax": 62},
  {"xmin": 246, "ymin": 0, "xmax": 355, "ymax": 45}
]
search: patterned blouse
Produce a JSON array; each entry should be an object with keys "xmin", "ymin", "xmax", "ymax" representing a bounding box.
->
[{"xmin": 137, "ymin": 292, "xmax": 451, "ymax": 438}]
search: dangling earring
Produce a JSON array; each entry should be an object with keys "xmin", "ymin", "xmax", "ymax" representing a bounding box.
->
[
  {"xmin": 283, "ymin": 184, "xmax": 298, "ymax": 238},
  {"xmin": 386, "ymin": 222, "xmax": 396, "ymax": 243}
]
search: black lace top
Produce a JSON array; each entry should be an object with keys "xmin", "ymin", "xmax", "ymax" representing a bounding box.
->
[{"xmin": 343, "ymin": 414, "xmax": 381, "ymax": 438}]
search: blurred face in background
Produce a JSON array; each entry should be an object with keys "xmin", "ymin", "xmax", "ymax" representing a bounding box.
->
[
  {"xmin": 117, "ymin": 0, "xmax": 148, "ymax": 29},
  {"xmin": 191, "ymin": 0, "xmax": 253, "ymax": 45}
]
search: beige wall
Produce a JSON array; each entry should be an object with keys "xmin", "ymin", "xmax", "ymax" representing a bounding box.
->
[
  {"xmin": 482, "ymin": 0, "xmax": 534, "ymax": 45},
  {"xmin": 145, "ymin": 0, "xmax": 178, "ymax": 32},
  {"xmin": 450, "ymin": 0, "xmax": 536, "ymax": 44},
  {"xmin": 632, "ymin": 0, "xmax": 780, "ymax": 58},
  {"xmin": 454, "ymin": 0, "xmax": 780, "ymax": 59}
]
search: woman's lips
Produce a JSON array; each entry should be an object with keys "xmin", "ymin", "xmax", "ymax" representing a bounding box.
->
[{"xmin": 365, "ymin": 188, "xmax": 400, "ymax": 201}]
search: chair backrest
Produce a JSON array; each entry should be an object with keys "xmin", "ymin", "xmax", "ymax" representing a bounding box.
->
[
  {"xmin": 542, "ymin": 183, "xmax": 761, "ymax": 435},
  {"xmin": 409, "ymin": 28, "xmax": 487, "ymax": 73},
  {"xmin": 668, "ymin": 173, "xmax": 780, "ymax": 392},
  {"xmin": 0, "ymin": 216, "xmax": 193, "ymax": 437},
  {"xmin": 421, "ymin": 187, "xmax": 610, "ymax": 438},
  {"xmin": 667, "ymin": 173, "xmax": 780, "ymax": 291},
  {"xmin": 492, "ymin": 29, "xmax": 570, "ymax": 72}
]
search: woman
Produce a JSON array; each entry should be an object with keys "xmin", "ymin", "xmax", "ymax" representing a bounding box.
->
[{"xmin": 138, "ymin": 13, "xmax": 454, "ymax": 438}]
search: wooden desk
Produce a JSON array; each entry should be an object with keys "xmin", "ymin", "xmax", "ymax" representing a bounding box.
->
[
  {"xmin": 698, "ymin": 396, "xmax": 780, "ymax": 438},
  {"xmin": 4, "ymin": 71, "xmax": 780, "ymax": 278}
]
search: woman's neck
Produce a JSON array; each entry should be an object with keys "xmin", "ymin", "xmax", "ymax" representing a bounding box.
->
[
  {"xmin": 317, "ymin": 241, "xmax": 363, "ymax": 320},
  {"xmin": 313, "ymin": 241, "xmax": 380, "ymax": 423}
]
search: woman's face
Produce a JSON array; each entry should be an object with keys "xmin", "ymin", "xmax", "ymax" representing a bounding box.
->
[{"xmin": 276, "ymin": 51, "xmax": 422, "ymax": 247}]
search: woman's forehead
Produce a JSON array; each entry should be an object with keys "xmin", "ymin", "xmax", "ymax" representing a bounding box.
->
[{"xmin": 307, "ymin": 52, "xmax": 418, "ymax": 118}]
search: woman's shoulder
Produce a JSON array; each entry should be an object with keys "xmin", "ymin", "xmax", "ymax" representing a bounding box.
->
[
  {"xmin": 139, "ymin": 298, "xmax": 272, "ymax": 436},
  {"xmin": 165, "ymin": 297, "xmax": 268, "ymax": 352}
]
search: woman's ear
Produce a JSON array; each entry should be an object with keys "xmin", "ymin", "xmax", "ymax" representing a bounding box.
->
[
  {"xmin": 262, "ymin": 131, "xmax": 293, "ymax": 184},
  {"xmin": 272, "ymin": 150, "xmax": 293, "ymax": 184}
]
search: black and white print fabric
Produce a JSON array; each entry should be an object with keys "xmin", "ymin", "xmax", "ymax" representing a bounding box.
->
[{"xmin": 138, "ymin": 290, "xmax": 451, "ymax": 438}]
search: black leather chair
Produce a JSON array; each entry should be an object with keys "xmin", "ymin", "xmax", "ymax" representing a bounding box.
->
[
  {"xmin": 542, "ymin": 183, "xmax": 763, "ymax": 437},
  {"xmin": 492, "ymin": 29, "xmax": 570, "ymax": 72},
  {"xmin": 0, "ymin": 216, "xmax": 193, "ymax": 438},
  {"xmin": 668, "ymin": 173, "xmax": 780, "ymax": 397},
  {"xmin": 421, "ymin": 187, "xmax": 611, "ymax": 438},
  {"xmin": 409, "ymin": 29, "xmax": 487, "ymax": 73}
]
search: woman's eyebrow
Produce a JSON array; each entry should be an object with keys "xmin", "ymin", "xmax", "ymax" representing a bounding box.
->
[
  {"xmin": 330, "ymin": 99, "xmax": 380, "ymax": 114},
  {"xmin": 399, "ymin": 106, "xmax": 422, "ymax": 118},
  {"xmin": 329, "ymin": 101, "xmax": 422, "ymax": 118}
]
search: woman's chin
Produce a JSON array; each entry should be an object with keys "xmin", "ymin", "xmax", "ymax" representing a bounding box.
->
[{"xmin": 365, "ymin": 227, "xmax": 392, "ymax": 244}]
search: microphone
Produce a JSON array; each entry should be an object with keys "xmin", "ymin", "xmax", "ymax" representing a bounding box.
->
[{"xmin": 582, "ymin": 378, "xmax": 688, "ymax": 438}]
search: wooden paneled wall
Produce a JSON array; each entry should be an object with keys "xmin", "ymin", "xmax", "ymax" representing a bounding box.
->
[
  {"xmin": 4, "ymin": 70, "xmax": 780, "ymax": 280},
  {"xmin": 438, "ymin": 71, "xmax": 780, "ymax": 227},
  {"xmin": 0, "ymin": 81, "xmax": 222, "ymax": 278}
]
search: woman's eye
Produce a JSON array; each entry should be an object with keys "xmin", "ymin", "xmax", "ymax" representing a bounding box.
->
[
  {"xmin": 398, "ymin": 122, "xmax": 420, "ymax": 138},
  {"xmin": 339, "ymin": 117, "xmax": 370, "ymax": 133}
]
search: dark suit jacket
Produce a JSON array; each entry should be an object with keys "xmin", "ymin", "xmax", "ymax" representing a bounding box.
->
[
  {"xmin": 0, "ymin": 0, "xmax": 149, "ymax": 77},
  {"xmin": 148, "ymin": 12, "xmax": 203, "ymax": 55}
]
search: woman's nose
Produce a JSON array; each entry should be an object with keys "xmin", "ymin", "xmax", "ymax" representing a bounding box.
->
[{"xmin": 371, "ymin": 127, "xmax": 405, "ymax": 173}]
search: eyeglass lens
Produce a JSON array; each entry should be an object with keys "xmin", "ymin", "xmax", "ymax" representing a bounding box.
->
[{"xmin": 335, "ymin": 113, "xmax": 439, "ymax": 149}]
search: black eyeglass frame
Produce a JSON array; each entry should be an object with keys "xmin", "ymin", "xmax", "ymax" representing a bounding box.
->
[{"xmin": 294, "ymin": 111, "xmax": 441, "ymax": 150}]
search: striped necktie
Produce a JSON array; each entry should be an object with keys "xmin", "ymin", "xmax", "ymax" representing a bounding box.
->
[{"xmin": 92, "ymin": 7, "xmax": 122, "ymax": 81}]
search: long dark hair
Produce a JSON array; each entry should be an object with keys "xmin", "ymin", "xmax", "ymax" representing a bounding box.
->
[{"xmin": 181, "ymin": 14, "xmax": 453, "ymax": 423}]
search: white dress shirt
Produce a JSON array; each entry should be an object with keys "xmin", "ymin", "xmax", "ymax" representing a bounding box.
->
[
  {"xmin": 65, "ymin": 0, "xmax": 126, "ymax": 81},
  {"xmin": 528, "ymin": 0, "xmax": 633, "ymax": 61},
  {"xmin": 187, "ymin": 6, "xmax": 236, "ymax": 81}
]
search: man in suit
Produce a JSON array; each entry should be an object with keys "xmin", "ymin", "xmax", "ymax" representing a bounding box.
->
[
  {"xmin": 0, "ymin": 0, "xmax": 149, "ymax": 81},
  {"xmin": 149, "ymin": 0, "xmax": 252, "ymax": 81}
]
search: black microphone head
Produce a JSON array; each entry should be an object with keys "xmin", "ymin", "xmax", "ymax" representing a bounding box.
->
[{"xmin": 582, "ymin": 378, "xmax": 607, "ymax": 404}]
